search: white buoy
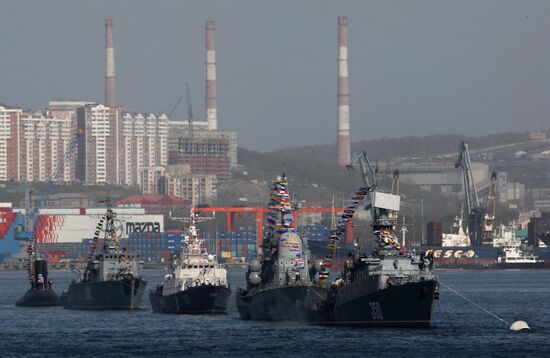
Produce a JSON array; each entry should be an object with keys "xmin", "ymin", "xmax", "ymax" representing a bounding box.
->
[{"xmin": 509, "ymin": 320, "xmax": 530, "ymax": 332}]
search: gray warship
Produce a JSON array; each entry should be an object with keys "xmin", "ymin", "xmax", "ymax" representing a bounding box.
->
[
  {"xmin": 236, "ymin": 175, "xmax": 326, "ymax": 321},
  {"xmin": 16, "ymin": 190, "xmax": 60, "ymax": 307},
  {"xmin": 307, "ymin": 151, "xmax": 439, "ymax": 327},
  {"xmin": 16, "ymin": 238, "xmax": 60, "ymax": 307},
  {"xmin": 150, "ymin": 209, "xmax": 230, "ymax": 314},
  {"xmin": 61, "ymin": 205, "xmax": 146, "ymax": 310}
]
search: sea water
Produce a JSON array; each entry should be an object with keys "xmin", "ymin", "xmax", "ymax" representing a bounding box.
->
[{"xmin": 1, "ymin": 269, "xmax": 549, "ymax": 357}]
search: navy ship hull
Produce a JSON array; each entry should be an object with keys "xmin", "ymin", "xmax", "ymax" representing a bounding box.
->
[
  {"xmin": 61, "ymin": 277, "xmax": 146, "ymax": 310},
  {"xmin": 150, "ymin": 285, "xmax": 230, "ymax": 314},
  {"xmin": 16, "ymin": 289, "xmax": 61, "ymax": 307},
  {"xmin": 236, "ymin": 285, "xmax": 326, "ymax": 321},
  {"xmin": 308, "ymin": 280, "xmax": 438, "ymax": 327}
]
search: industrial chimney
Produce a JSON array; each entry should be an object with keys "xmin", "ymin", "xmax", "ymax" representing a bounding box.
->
[
  {"xmin": 205, "ymin": 21, "xmax": 217, "ymax": 131},
  {"xmin": 105, "ymin": 19, "xmax": 116, "ymax": 107},
  {"xmin": 337, "ymin": 16, "xmax": 351, "ymax": 166}
]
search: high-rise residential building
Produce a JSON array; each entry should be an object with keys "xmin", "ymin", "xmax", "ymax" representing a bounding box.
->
[
  {"xmin": 76, "ymin": 104, "xmax": 120, "ymax": 184},
  {"xmin": 140, "ymin": 166, "xmax": 167, "ymax": 195},
  {"xmin": 19, "ymin": 113, "xmax": 74, "ymax": 182},
  {"xmin": 0, "ymin": 106, "xmax": 22, "ymax": 181},
  {"xmin": 168, "ymin": 174, "xmax": 217, "ymax": 206},
  {"xmin": 77, "ymin": 105, "xmax": 169, "ymax": 185},
  {"xmin": 120, "ymin": 112, "xmax": 168, "ymax": 185},
  {"xmin": 140, "ymin": 165, "xmax": 217, "ymax": 206}
]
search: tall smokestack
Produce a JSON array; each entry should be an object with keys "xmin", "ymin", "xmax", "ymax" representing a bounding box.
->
[
  {"xmin": 337, "ymin": 16, "xmax": 351, "ymax": 166},
  {"xmin": 205, "ymin": 21, "xmax": 217, "ymax": 131},
  {"xmin": 105, "ymin": 19, "xmax": 116, "ymax": 107}
]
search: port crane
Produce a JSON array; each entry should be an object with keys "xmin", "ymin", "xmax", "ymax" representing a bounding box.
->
[
  {"xmin": 23, "ymin": 128, "xmax": 84, "ymax": 233},
  {"xmin": 185, "ymin": 82, "xmax": 194, "ymax": 140},
  {"xmin": 20, "ymin": 127, "xmax": 84, "ymax": 275},
  {"xmin": 455, "ymin": 141, "xmax": 484, "ymax": 246},
  {"xmin": 482, "ymin": 171, "xmax": 498, "ymax": 245},
  {"xmin": 51, "ymin": 128, "xmax": 83, "ymax": 183},
  {"xmin": 347, "ymin": 150, "xmax": 399, "ymax": 231}
]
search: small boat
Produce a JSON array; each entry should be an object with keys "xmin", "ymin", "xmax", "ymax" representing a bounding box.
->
[
  {"xmin": 496, "ymin": 245, "xmax": 544, "ymax": 269},
  {"xmin": 149, "ymin": 209, "xmax": 230, "ymax": 314}
]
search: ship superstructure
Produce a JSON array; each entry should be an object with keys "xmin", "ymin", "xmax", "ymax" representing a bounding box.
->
[
  {"xmin": 61, "ymin": 204, "xmax": 146, "ymax": 309},
  {"xmin": 236, "ymin": 175, "xmax": 325, "ymax": 321},
  {"xmin": 150, "ymin": 210, "xmax": 230, "ymax": 314},
  {"xmin": 442, "ymin": 206, "xmax": 471, "ymax": 247}
]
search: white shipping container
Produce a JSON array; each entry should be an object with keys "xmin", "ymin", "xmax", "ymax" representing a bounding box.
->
[{"xmin": 35, "ymin": 214, "xmax": 164, "ymax": 243}]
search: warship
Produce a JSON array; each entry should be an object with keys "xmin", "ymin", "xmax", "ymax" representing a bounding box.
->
[
  {"xmin": 61, "ymin": 204, "xmax": 146, "ymax": 310},
  {"xmin": 16, "ymin": 238, "xmax": 61, "ymax": 307},
  {"xmin": 150, "ymin": 209, "xmax": 230, "ymax": 314},
  {"xmin": 307, "ymin": 151, "xmax": 439, "ymax": 327},
  {"xmin": 236, "ymin": 175, "xmax": 326, "ymax": 321},
  {"xmin": 16, "ymin": 190, "xmax": 60, "ymax": 307}
]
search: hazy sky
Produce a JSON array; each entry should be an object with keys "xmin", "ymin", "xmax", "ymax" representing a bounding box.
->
[{"xmin": 1, "ymin": 1, "xmax": 549, "ymax": 151}]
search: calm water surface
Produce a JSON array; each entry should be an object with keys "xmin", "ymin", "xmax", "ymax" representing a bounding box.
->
[{"xmin": 1, "ymin": 269, "xmax": 549, "ymax": 357}]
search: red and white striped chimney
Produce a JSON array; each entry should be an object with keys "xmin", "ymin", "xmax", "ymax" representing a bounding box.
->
[
  {"xmin": 337, "ymin": 16, "xmax": 351, "ymax": 166},
  {"xmin": 105, "ymin": 19, "xmax": 116, "ymax": 107},
  {"xmin": 205, "ymin": 21, "xmax": 217, "ymax": 131}
]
